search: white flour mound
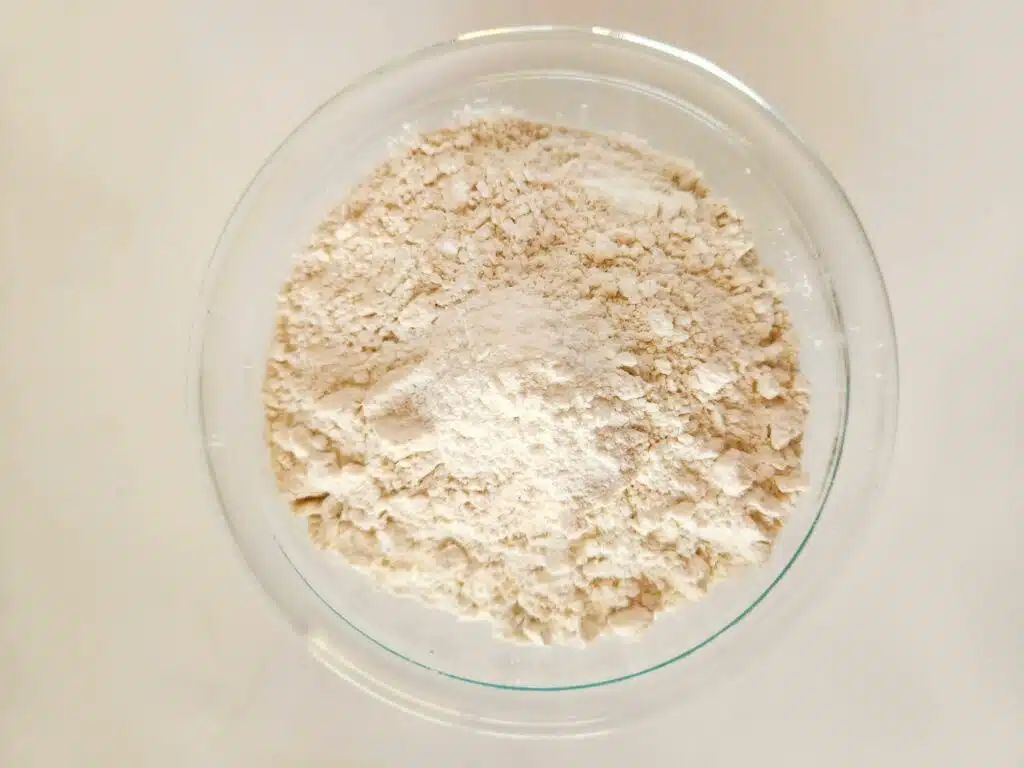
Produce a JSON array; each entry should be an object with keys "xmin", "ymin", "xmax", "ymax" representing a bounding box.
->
[{"xmin": 263, "ymin": 118, "xmax": 809, "ymax": 646}]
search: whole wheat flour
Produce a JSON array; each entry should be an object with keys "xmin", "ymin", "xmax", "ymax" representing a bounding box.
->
[{"xmin": 263, "ymin": 118, "xmax": 809, "ymax": 646}]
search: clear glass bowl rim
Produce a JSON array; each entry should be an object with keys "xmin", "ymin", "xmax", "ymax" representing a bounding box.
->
[{"xmin": 193, "ymin": 23, "xmax": 899, "ymax": 732}]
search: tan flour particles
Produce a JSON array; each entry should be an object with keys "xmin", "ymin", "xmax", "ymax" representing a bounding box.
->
[{"xmin": 263, "ymin": 118, "xmax": 809, "ymax": 646}]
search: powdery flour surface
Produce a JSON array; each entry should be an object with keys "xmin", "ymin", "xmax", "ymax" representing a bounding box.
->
[{"xmin": 264, "ymin": 118, "xmax": 809, "ymax": 646}]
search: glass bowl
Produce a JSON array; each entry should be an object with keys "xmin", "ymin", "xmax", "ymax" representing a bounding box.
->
[{"xmin": 194, "ymin": 26, "xmax": 898, "ymax": 736}]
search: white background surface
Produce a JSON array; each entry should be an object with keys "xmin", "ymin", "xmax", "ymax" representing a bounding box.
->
[{"xmin": 1, "ymin": 0, "xmax": 1021, "ymax": 765}]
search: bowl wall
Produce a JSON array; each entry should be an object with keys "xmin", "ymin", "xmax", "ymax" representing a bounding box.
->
[{"xmin": 197, "ymin": 27, "xmax": 897, "ymax": 735}]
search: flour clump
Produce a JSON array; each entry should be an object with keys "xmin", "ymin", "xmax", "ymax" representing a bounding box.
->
[{"xmin": 263, "ymin": 118, "xmax": 809, "ymax": 645}]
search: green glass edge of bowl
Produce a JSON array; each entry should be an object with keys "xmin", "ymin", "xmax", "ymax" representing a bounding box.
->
[{"xmin": 194, "ymin": 23, "xmax": 897, "ymax": 694}]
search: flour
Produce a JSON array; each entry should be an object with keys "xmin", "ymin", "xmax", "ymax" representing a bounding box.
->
[{"xmin": 264, "ymin": 118, "xmax": 809, "ymax": 645}]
